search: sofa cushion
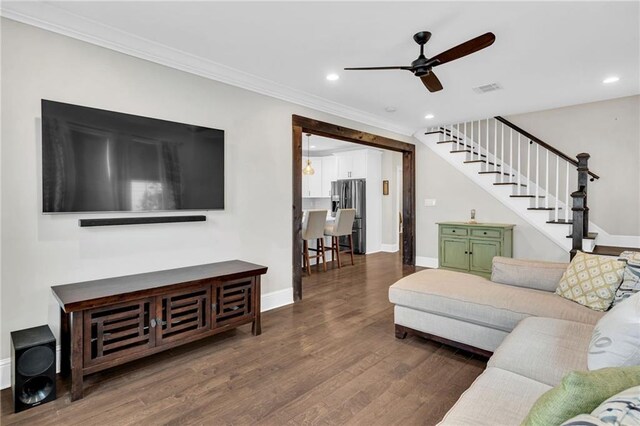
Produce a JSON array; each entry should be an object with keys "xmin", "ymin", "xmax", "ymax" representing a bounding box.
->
[
  {"xmin": 488, "ymin": 317, "xmax": 593, "ymax": 386},
  {"xmin": 389, "ymin": 269, "xmax": 603, "ymax": 334},
  {"xmin": 438, "ymin": 367, "xmax": 551, "ymax": 426},
  {"xmin": 491, "ymin": 256, "xmax": 568, "ymax": 292},
  {"xmin": 555, "ymin": 251, "xmax": 625, "ymax": 312}
]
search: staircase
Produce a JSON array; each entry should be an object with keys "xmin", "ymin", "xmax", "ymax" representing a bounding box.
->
[{"xmin": 417, "ymin": 117, "xmax": 604, "ymax": 256}]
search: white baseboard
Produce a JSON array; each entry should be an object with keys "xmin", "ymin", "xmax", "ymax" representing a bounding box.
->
[
  {"xmin": 381, "ymin": 243, "xmax": 399, "ymax": 253},
  {"xmin": 0, "ymin": 357, "xmax": 11, "ymax": 390},
  {"xmin": 415, "ymin": 256, "xmax": 438, "ymax": 268},
  {"xmin": 0, "ymin": 288, "xmax": 295, "ymax": 390},
  {"xmin": 261, "ymin": 287, "xmax": 294, "ymax": 312}
]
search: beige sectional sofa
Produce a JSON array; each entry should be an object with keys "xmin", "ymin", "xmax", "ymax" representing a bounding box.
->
[{"xmin": 388, "ymin": 257, "xmax": 604, "ymax": 425}]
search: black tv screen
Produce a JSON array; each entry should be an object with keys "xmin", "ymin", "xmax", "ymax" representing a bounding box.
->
[{"xmin": 41, "ymin": 100, "xmax": 224, "ymax": 213}]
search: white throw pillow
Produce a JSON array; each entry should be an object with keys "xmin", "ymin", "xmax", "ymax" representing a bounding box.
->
[{"xmin": 588, "ymin": 291, "xmax": 640, "ymax": 370}]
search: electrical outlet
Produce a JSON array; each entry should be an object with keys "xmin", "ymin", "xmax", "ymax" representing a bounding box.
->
[{"xmin": 424, "ymin": 199, "xmax": 436, "ymax": 207}]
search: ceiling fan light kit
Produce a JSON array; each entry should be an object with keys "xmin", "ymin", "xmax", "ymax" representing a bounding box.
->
[{"xmin": 345, "ymin": 31, "xmax": 496, "ymax": 93}]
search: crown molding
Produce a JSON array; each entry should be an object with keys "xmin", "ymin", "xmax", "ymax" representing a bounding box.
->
[{"xmin": 0, "ymin": 3, "xmax": 414, "ymax": 136}]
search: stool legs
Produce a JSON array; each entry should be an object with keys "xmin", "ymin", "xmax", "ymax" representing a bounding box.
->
[
  {"xmin": 334, "ymin": 236, "xmax": 342, "ymax": 268},
  {"xmin": 348, "ymin": 234, "xmax": 355, "ymax": 266},
  {"xmin": 319, "ymin": 238, "xmax": 327, "ymax": 272}
]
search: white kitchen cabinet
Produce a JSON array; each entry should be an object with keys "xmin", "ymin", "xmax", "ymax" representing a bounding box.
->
[
  {"xmin": 321, "ymin": 156, "xmax": 337, "ymax": 197},
  {"xmin": 302, "ymin": 156, "xmax": 323, "ymax": 198},
  {"xmin": 335, "ymin": 150, "xmax": 367, "ymax": 179}
]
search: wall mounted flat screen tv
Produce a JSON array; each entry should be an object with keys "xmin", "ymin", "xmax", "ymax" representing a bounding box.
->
[{"xmin": 42, "ymin": 100, "xmax": 224, "ymax": 213}]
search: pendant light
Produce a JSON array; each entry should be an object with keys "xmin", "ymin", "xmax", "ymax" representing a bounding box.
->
[{"xmin": 302, "ymin": 133, "xmax": 315, "ymax": 175}]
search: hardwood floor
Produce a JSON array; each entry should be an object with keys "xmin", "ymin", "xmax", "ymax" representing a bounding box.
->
[{"xmin": 1, "ymin": 252, "xmax": 486, "ymax": 425}]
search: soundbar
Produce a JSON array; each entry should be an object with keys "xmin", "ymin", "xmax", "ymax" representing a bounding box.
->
[{"xmin": 79, "ymin": 215, "xmax": 207, "ymax": 227}]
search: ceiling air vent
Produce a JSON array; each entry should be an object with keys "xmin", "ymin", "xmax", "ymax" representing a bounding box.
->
[{"xmin": 473, "ymin": 83, "xmax": 502, "ymax": 94}]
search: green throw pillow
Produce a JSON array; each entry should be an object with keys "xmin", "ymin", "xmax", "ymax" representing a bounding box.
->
[{"xmin": 521, "ymin": 366, "xmax": 640, "ymax": 426}]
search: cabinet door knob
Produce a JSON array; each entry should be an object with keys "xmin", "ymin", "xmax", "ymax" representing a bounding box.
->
[
  {"xmin": 469, "ymin": 252, "xmax": 473, "ymax": 255},
  {"xmin": 483, "ymin": 232, "xmax": 487, "ymax": 235},
  {"xmin": 464, "ymin": 251, "xmax": 468, "ymax": 254},
  {"xmin": 452, "ymin": 230, "xmax": 456, "ymax": 232}
]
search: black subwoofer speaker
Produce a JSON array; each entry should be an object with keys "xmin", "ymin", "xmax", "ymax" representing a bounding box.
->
[{"xmin": 11, "ymin": 325, "xmax": 56, "ymax": 412}]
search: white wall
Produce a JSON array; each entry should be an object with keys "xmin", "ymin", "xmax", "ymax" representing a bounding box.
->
[
  {"xmin": 381, "ymin": 150, "xmax": 402, "ymax": 248},
  {"xmin": 0, "ymin": 19, "xmax": 413, "ymax": 361},
  {"xmin": 506, "ymin": 95, "xmax": 640, "ymax": 236}
]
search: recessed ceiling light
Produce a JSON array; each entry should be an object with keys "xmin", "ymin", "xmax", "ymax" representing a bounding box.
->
[
  {"xmin": 326, "ymin": 73, "xmax": 340, "ymax": 81},
  {"xmin": 424, "ymin": 114, "xmax": 435, "ymax": 119},
  {"xmin": 385, "ymin": 106, "xmax": 397, "ymax": 113},
  {"xmin": 602, "ymin": 76, "xmax": 620, "ymax": 84}
]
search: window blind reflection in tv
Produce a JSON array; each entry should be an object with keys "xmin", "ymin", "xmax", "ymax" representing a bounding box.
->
[{"xmin": 42, "ymin": 100, "xmax": 224, "ymax": 213}]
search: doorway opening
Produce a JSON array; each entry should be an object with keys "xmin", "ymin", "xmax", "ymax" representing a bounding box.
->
[{"xmin": 292, "ymin": 115, "xmax": 416, "ymax": 301}]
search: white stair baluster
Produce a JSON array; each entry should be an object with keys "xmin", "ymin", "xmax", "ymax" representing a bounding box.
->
[
  {"xmin": 476, "ymin": 120, "xmax": 480, "ymax": 161},
  {"xmin": 565, "ymin": 162, "xmax": 570, "ymax": 222},
  {"xmin": 484, "ymin": 119, "xmax": 488, "ymax": 167},
  {"xmin": 500, "ymin": 123, "xmax": 504, "ymax": 182},
  {"xmin": 536, "ymin": 144, "xmax": 540, "ymax": 208},
  {"xmin": 463, "ymin": 122, "xmax": 467, "ymax": 152},
  {"xmin": 493, "ymin": 119, "xmax": 498, "ymax": 172},
  {"xmin": 509, "ymin": 128, "xmax": 513, "ymax": 184},
  {"xmin": 518, "ymin": 134, "xmax": 522, "ymax": 194},
  {"xmin": 545, "ymin": 150, "xmax": 549, "ymax": 209},
  {"xmin": 527, "ymin": 138, "xmax": 531, "ymax": 197},
  {"xmin": 535, "ymin": 144, "xmax": 540, "ymax": 208},
  {"xmin": 555, "ymin": 155, "xmax": 560, "ymax": 220}
]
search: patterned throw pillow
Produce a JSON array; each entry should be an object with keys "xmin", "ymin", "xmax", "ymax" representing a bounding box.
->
[
  {"xmin": 561, "ymin": 385, "xmax": 640, "ymax": 425},
  {"xmin": 613, "ymin": 251, "xmax": 640, "ymax": 306},
  {"xmin": 555, "ymin": 251, "xmax": 625, "ymax": 311}
]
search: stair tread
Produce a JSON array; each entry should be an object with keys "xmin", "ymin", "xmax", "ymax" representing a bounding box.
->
[
  {"xmin": 478, "ymin": 171, "xmax": 514, "ymax": 176},
  {"xmin": 592, "ymin": 245, "xmax": 640, "ymax": 256},
  {"xmin": 509, "ymin": 195, "xmax": 545, "ymax": 198},
  {"xmin": 494, "ymin": 182, "xmax": 527, "ymax": 187},
  {"xmin": 464, "ymin": 160, "xmax": 502, "ymax": 167},
  {"xmin": 566, "ymin": 232, "xmax": 598, "ymax": 240},
  {"xmin": 450, "ymin": 149, "xmax": 472, "ymax": 153},
  {"xmin": 436, "ymin": 140, "xmax": 459, "ymax": 144},
  {"xmin": 528, "ymin": 207, "xmax": 562, "ymax": 210},
  {"xmin": 547, "ymin": 219, "xmax": 573, "ymax": 224}
]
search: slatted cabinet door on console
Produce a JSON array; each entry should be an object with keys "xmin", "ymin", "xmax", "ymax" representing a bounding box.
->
[
  {"xmin": 52, "ymin": 260, "xmax": 268, "ymax": 401},
  {"xmin": 215, "ymin": 277, "xmax": 255, "ymax": 329},
  {"xmin": 83, "ymin": 298, "xmax": 156, "ymax": 368},
  {"xmin": 157, "ymin": 285, "xmax": 211, "ymax": 346}
]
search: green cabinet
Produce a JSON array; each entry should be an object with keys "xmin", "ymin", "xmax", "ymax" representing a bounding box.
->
[{"xmin": 438, "ymin": 222, "xmax": 514, "ymax": 278}]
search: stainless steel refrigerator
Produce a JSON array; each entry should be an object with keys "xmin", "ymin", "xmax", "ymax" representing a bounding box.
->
[{"xmin": 333, "ymin": 179, "xmax": 366, "ymax": 254}]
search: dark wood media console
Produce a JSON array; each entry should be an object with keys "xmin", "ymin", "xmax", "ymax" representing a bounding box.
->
[{"xmin": 51, "ymin": 260, "xmax": 268, "ymax": 401}]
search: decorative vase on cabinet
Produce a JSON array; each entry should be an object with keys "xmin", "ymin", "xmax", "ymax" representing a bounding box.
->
[{"xmin": 438, "ymin": 222, "xmax": 514, "ymax": 278}]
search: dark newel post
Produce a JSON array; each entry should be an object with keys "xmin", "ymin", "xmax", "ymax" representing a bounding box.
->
[
  {"xmin": 570, "ymin": 187, "xmax": 586, "ymax": 260},
  {"xmin": 576, "ymin": 153, "xmax": 590, "ymax": 236}
]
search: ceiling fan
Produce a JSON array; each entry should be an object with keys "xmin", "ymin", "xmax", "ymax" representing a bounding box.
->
[{"xmin": 344, "ymin": 31, "xmax": 496, "ymax": 93}]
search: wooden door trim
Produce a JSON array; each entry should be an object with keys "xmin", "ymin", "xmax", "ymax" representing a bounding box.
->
[{"xmin": 292, "ymin": 115, "xmax": 416, "ymax": 301}]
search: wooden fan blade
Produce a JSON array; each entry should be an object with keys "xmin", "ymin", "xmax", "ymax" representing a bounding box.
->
[
  {"xmin": 420, "ymin": 72, "xmax": 443, "ymax": 92},
  {"xmin": 344, "ymin": 66, "xmax": 412, "ymax": 71},
  {"xmin": 428, "ymin": 32, "xmax": 495, "ymax": 67}
]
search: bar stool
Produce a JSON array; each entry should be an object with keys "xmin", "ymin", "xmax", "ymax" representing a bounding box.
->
[
  {"xmin": 302, "ymin": 210, "xmax": 328, "ymax": 275},
  {"xmin": 324, "ymin": 208, "xmax": 356, "ymax": 268}
]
